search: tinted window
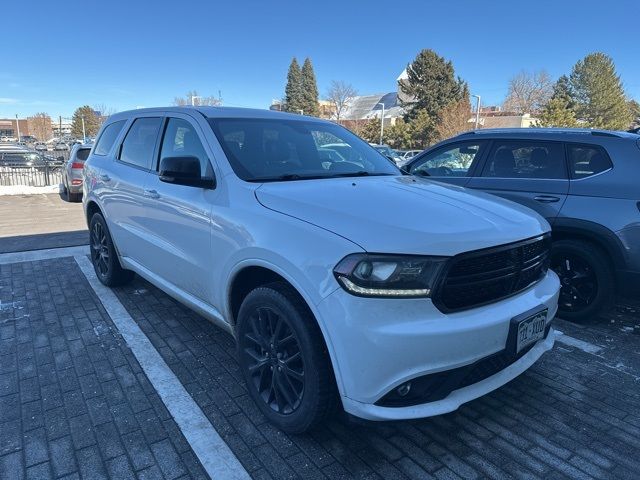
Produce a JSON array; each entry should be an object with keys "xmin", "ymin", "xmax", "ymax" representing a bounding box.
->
[
  {"xmin": 93, "ymin": 120, "xmax": 125, "ymax": 156},
  {"xmin": 76, "ymin": 148, "xmax": 90, "ymax": 161},
  {"xmin": 410, "ymin": 142, "xmax": 485, "ymax": 177},
  {"xmin": 119, "ymin": 117, "xmax": 162, "ymax": 170},
  {"xmin": 208, "ymin": 118, "xmax": 399, "ymax": 181},
  {"xmin": 159, "ymin": 118, "xmax": 210, "ymax": 176},
  {"xmin": 481, "ymin": 141, "xmax": 566, "ymax": 179},
  {"xmin": 567, "ymin": 144, "xmax": 612, "ymax": 179}
]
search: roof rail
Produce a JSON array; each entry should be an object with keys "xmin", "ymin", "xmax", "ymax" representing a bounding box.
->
[{"xmin": 590, "ymin": 131, "xmax": 622, "ymax": 138}]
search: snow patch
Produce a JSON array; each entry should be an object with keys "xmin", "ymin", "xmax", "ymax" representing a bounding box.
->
[{"xmin": 0, "ymin": 184, "xmax": 61, "ymax": 196}]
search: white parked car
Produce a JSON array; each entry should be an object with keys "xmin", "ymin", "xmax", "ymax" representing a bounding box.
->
[{"xmin": 83, "ymin": 107, "xmax": 560, "ymax": 433}]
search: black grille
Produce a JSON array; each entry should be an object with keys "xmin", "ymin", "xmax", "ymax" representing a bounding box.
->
[{"xmin": 434, "ymin": 235, "xmax": 551, "ymax": 312}]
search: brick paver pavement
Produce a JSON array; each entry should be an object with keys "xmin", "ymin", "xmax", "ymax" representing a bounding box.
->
[{"xmin": 1, "ymin": 256, "xmax": 639, "ymax": 479}]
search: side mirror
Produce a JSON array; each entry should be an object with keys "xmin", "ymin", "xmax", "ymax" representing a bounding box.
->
[{"xmin": 159, "ymin": 156, "xmax": 215, "ymax": 189}]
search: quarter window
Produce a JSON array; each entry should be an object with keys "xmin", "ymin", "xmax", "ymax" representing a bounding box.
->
[
  {"xmin": 410, "ymin": 142, "xmax": 485, "ymax": 177},
  {"xmin": 159, "ymin": 118, "xmax": 210, "ymax": 176},
  {"xmin": 119, "ymin": 117, "xmax": 162, "ymax": 170},
  {"xmin": 93, "ymin": 120, "xmax": 125, "ymax": 156},
  {"xmin": 481, "ymin": 141, "xmax": 566, "ymax": 179},
  {"xmin": 567, "ymin": 144, "xmax": 612, "ymax": 179}
]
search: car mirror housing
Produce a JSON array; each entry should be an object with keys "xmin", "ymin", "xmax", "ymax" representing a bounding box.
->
[{"xmin": 159, "ymin": 156, "xmax": 215, "ymax": 189}]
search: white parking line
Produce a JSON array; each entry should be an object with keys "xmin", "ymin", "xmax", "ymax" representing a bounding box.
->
[
  {"xmin": 74, "ymin": 255, "xmax": 250, "ymax": 480},
  {"xmin": 0, "ymin": 245, "xmax": 89, "ymax": 265},
  {"xmin": 554, "ymin": 330, "xmax": 602, "ymax": 354}
]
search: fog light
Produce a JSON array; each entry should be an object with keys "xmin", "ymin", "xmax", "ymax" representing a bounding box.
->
[{"xmin": 396, "ymin": 382, "xmax": 411, "ymax": 397}]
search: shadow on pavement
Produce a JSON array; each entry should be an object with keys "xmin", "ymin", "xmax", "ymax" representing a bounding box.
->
[{"xmin": 0, "ymin": 230, "xmax": 88, "ymax": 253}]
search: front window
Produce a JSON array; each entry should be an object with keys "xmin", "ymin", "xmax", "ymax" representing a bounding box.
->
[
  {"xmin": 410, "ymin": 142, "xmax": 485, "ymax": 177},
  {"xmin": 208, "ymin": 118, "xmax": 399, "ymax": 181}
]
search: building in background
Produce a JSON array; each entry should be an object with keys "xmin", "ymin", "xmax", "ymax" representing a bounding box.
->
[{"xmin": 0, "ymin": 118, "xmax": 29, "ymax": 139}]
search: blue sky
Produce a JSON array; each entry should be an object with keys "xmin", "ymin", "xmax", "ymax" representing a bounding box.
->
[{"xmin": 1, "ymin": 0, "xmax": 638, "ymax": 118}]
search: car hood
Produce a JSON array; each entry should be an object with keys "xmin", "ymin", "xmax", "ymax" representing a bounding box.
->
[{"xmin": 255, "ymin": 176, "xmax": 549, "ymax": 256}]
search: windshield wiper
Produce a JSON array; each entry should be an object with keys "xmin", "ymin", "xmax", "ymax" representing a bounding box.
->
[{"xmin": 328, "ymin": 171, "xmax": 394, "ymax": 178}]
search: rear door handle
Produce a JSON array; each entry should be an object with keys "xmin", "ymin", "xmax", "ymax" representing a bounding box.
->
[
  {"xmin": 534, "ymin": 195, "xmax": 560, "ymax": 203},
  {"xmin": 143, "ymin": 189, "xmax": 160, "ymax": 199},
  {"xmin": 100, "ymin": 174, "xmax": 111, "ymax": 182}
]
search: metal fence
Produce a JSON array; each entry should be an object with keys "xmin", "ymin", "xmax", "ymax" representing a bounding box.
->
[{"xmin": 0, "ymin": 150, "xmax": 68, "ymax": 187}]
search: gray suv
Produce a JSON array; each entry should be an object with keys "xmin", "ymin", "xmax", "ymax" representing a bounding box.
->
[{"xmin": 405, "ymin": 128, "xmax": 640, "ymax": 321}]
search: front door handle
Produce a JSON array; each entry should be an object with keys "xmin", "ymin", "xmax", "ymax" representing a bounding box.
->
[
  {"xmin": 143, "ymin": 189, "xmax": 160, "ymax": 199},
  {"xmin": 534, "ymin": 195, "xmax": 560, "ymax": 203},
  {"xmin": 100, "ymin": 174, "xmax": 111, "ymax": 182}
]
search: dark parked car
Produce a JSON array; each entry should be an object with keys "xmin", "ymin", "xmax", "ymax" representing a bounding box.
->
[{"xmin": 405, "ymin": 128, "xmax": 640, "ymax": 321}]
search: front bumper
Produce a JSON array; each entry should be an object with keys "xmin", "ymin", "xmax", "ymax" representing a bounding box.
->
[{"xmin": 317, "ymin": 270, "xmax": 560, "ymax": 420}]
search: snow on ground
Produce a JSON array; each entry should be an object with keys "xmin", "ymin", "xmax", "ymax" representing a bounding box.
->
[{"xmin": 0, "ymin": 184, "xmax": 61, "ymax": 196}]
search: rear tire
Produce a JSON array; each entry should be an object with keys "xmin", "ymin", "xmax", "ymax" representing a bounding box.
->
[
  {"xmin": 551, "ymin": 239, "xmax": 614, "ymax": 322},
  {"xmin": 89, "ymin": 213, "xmax": 134, "ymax": 287},
  {"xmin": 236, "ymin": 282, "xmax": 337, "ymax": 433}
]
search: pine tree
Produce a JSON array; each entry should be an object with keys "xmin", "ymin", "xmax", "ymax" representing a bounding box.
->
[
  {"xmin": 284, "ymin": 58, "xmax": 303, "ymax": 113},
  {"xmin": 569, "ymin": 53, "xmax": 632, "ymax": 130},
  {"xmin": 552, "ymin": 75, "xmax": 575, "ymax": 109},
  {"xmin": 301, "ymin": 58, "xmax": 320, "ymax": 116},
  {"xmin": 400, "ymin": 49, "xmax": 466, "ymax": 121},
  {"xmin": 71, "ymin": 106, "xmax": 100, "ymax": 138},
  {"xmin": 536, "ymin": 97, "xmax": 578, "ymax": 128}
]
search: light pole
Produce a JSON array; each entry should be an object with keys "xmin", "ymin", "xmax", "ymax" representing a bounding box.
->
[
  {"xmin": 190, "ymin": 95, "xmax": 201, "ymax": 106},
  {"xmin": 376, "ymin": 102, "xmax": 385, "ymax": 145},
  {"xmin": 81, "ymin": 116, "xmax": 86, "ymax": 143},
  {"xmin": 298, "ymin": 110, "xmax": 304, "ymax": 115},
  {"xmin": 471, "ymin": 94, "xmax": 481, "ymax": 129},
  {"xmin": 15, "ymin": 114, "xmax": 20, "ymax": 142}
]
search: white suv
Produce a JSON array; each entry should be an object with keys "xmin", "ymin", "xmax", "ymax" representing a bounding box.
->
[{"xmin": 83, "ymin": 107, "xmax": 560, "ymax": 433}]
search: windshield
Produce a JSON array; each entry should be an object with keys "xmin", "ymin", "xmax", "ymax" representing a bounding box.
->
[{"xmin": 208, "ymin": 117, "xmax": 399, "ymax": 181}]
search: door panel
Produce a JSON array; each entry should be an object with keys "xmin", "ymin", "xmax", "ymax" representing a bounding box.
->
[
  {"xmin": 101, "ymin": 117, "xmax": 163, "ymax": 267},
  {"xmin": 139, "ymin": 116, "xmax": 215, "ymax": 302},
  {"xmin": 467, "ymin": 140, "xmax": 569, "ymax": 224}
]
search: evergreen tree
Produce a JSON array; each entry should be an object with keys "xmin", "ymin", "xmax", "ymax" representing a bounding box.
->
[
  {"xmin": 569, "ymin": 53, "xmax": 631, "ymax": 130},
  {"xmin": 628, "ymin": 99, "xmax": 640, "ymax": 126},
  {"xmin": 300, "ymin": 58, "xmax": 320, "ymax": 116},
  {"xmin": 535, "ymin": 97, "xmax": 578, "ymax": 128},
  {"xmin": 71, "ymin": 105, "xmax": 100, "ymax": 138},
  {"xmin": 284, "ymin": 58, "xmax": 304, "ymax": 113},
  {"xmin": 399, "ymin": 49, "xmax": 466, "ymax": 121},
  {"xmin": 552, "ymin": 75, "xmax": 575, "ymax": 109}
]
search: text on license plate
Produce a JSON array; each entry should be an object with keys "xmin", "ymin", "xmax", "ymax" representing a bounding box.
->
[{"xmin": 517, "ymin": 311, "xmax": 547, "ymax": 353}]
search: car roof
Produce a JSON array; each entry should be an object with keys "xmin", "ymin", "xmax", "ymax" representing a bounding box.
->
[
  {"xmin": 453, "ymin": 128, "xmax": 639, "ymax": 142},
  {"xmin": 107, "ymin": 106, "xmax": 330, "ymax": 123}
]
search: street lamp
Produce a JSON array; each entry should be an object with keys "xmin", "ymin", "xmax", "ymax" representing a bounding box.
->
[
  {"xmin": 81, "ymin": 116, "xmax": 86, "ymax": 143},
  {"xmin": 471, "ymin": 94, "xmax": 481, "ymax": 129},
  {"xmin": 15, "ymin": 114, "xmax": 20, "ymax": 142},
  {"xmin": 376, "ymin": 102, "xmax": 385, "ymax": 145},
  {"xmin": 190, "ymin": 95, "xmax": 201, "ymax": 106}
]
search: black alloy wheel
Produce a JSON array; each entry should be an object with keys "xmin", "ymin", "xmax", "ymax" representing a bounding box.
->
[
  {"xmin": 91, "ymin": 219, "xmax": 110, "ymax": 279},
  {"xmin": 242, "ymin": 306, "xmax": 305, "ymax": 415},
  {"xmin": 236, "ymin": 283, "xmax": 337, "ymax": 433},
  {"xmin": 550, "ymin": 239, "xmax": 614, "ymax": 321},
  {"xmin": 88, "ymin": 213, "xmax": 134, "ymax": 287}
]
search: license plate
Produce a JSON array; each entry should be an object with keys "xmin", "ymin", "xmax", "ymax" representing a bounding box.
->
[{"xmin": 516, "ymin": 310, "xmax": 547, "ymax": 354}]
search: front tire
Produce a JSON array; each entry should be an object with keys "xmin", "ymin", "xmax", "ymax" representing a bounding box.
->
[
  {"xmin": 551, "ymin": 239, "xmax": 614, "ymax": 322},
  {"xmin": 89, "ymin": 213, "xmax": 134, "ymax": 287},
  {"xmin": 237, "ymin": 283, "xmax": 336, "ymax": 433}
]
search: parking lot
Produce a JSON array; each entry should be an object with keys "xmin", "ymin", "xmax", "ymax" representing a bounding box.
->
[{"xmin": 0, "ymin": 194, "xmax": 639, "ymax": 480}]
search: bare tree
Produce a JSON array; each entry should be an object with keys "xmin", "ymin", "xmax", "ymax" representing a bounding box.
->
[
  {"xmin": 325, "ymin": 81, "xmax": 357, "ymax": 123},
  {"xmin": 27, "ymin": 113, "xmax": 53, "ymax": 141},
  {"xmin": 435, "ymin": 98, "xmax": 472, "ymax": 142},
  {"xmin": 502, "ymin": 70, "xmax": 553, "ymax": 114},
  {"xmin": 173, "ymin": 90, "xmax": 221, "ymax": 106}
]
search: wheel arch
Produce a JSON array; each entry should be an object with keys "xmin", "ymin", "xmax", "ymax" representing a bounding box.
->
[
  {"xmin": 226, "ymin": 261, "xmax": 345, "ymax": 395},
  {"xmin": 551, "ymin": 218, "xmax": 625, "ymax": 283}
]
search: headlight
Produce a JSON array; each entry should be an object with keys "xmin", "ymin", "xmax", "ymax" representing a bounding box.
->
[{"xmin": 333, "ymin": 253, "xmax": 447, "ymax": 298}]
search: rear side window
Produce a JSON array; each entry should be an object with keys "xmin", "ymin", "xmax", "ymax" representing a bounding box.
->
[
  {"xmin": 76, "ymin": 148, "xmax": 90, "ymax": 161},
  {"xmin": 481, "ymin": 141, "xmax": 566, "ymax": 179},
  {"xmin": 119, "ymin": 117, "xmax": 162, "ymax": 170},
  {"xmin": 567, "ymin": 144, "xmax": 613, "ymax": 179},
  {"xmin": 93, "ymin": 120, "xmax": 125, "ymax": 156}
]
